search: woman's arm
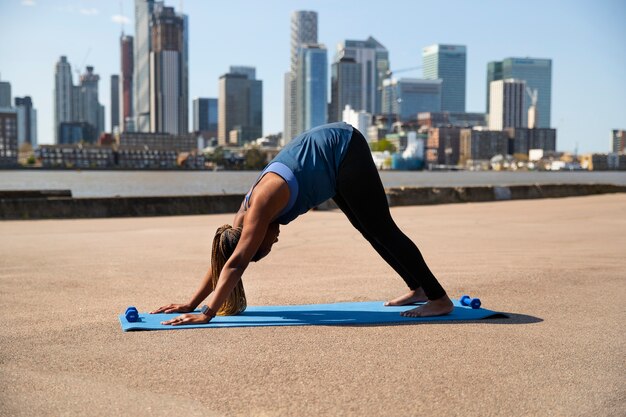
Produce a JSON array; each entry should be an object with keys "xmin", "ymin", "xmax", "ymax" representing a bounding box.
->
[
  {"xmin": 161, "ymin": 174, "xmax": 289, "ymax": 325},
  {"xmin": 150, "ymin": 266, "xmax": 213, "ymax": 314}
]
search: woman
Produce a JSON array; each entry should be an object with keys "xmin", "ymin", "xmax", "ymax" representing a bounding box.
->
[{"xmin": 152, "ymin": 122, "xmax": 453, "ymax": 325}]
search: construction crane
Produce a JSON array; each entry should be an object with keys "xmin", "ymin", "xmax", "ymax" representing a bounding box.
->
[
  {"xmin": 74, "ymin": 47, "xmax": 92, "ymax": 82},
  {"xmin": 383, "ymin": 66, "xmax": 423, "ymax": 79}
]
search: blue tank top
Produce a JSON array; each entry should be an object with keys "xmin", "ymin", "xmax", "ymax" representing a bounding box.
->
[{"xmin": 245, "ymin": 122, "xmax": 354, "ymax": 225}]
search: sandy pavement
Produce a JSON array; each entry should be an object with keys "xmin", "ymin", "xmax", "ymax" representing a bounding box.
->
[{"xmin": 1, "ymin": 194, "xmax": 624, "ymax": 416}]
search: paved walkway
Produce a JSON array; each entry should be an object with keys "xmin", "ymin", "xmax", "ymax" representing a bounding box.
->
[{"xmin": 1, "ymin": 194, "xmax": 624, "ymax": 416}]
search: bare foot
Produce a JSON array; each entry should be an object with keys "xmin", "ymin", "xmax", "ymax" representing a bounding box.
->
[
  {"xmin": 384, "ymin": 288, "xmax": 428, "ymax": 306},
  {"xmin": 400, "ymin": 295, "xmax": 454, "ymax": 317}
]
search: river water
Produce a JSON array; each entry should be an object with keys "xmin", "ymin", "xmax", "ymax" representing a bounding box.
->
[{"xmin": 0, "ymin": 170, "xmax": 625, "ymax": 198}]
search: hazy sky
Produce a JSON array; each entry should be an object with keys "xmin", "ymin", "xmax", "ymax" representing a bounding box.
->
[{"xmin": 0, "ymin": 0, "xmax": 624, "ymax": 153}]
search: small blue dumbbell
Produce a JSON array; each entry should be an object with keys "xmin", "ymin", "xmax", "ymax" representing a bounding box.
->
[
  {"xmin": 125, "ymin": 306, "xmax": 139, "ymax": 322},
  {"xmin": 459, "ymin": 295, "xmax": 481, "ymax": 309}
]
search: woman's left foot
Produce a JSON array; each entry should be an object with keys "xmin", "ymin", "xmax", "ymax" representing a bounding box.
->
[{"xmin": 400, "ymin": 295, "xmax": 453, "ymax": 317}]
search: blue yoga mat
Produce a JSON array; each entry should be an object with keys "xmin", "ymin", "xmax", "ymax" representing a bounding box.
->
[{"xmin": 119, "ymin": 300, "xmax": 507, "ymax": 331}]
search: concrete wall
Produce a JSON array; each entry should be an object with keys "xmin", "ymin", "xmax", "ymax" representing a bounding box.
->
[{"xmin": 1, "ymin": 184, "xmax": 625, "ymax": 220}]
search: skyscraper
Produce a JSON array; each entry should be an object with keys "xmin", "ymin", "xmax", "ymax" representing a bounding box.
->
[
  {"xmin": 329, "ymin": 57, "xmax": 361, "ymax": 122},
  {"xmin": 54, "ymin": 56, "xmax": 74, "ymax": 142},
  {"xmin": 0, "ymin": 109, "xmax": 18, "ymax": 167},
  {"xmin": 423, "ymin": 44, "xmax": 466, "ymax": 112},
  {"xmin": 486, "ymin": 57, "xmax": 552, "ymax": 128},
  {"xmin": 284, "ymin": 10, "xmax": 318, "ymax": 142},
  {"xmin": 120, "ymin": 34, "xmax": 134, "ymax": 132},
  {"xmin": 193, "ymin": 97, "xmax": 218, "ymax": 136},
  {"xmin": 488, "ymin": 79, "xmax": 526, "ymax": 131},
  {"xmin": 111, "ymin": 75, "xmax": 120, "ymax": 132},
  {"xmin": 381, "ymin": 78, "xmax": 442, "ymax": 121},
  {"xmin": 218, "ymin": 69, "xmax": 262, "ymax": 145},
  {"xmin": 0, "ymin": 80, "xmax": 11, "ymax": 107},
  {"xmin": 15, "ymin": 96, "xmax": 37, "ymax": 148},
  {"xmin": 78, "ymin": 66, "xmax": 105, "ymax": 137},
  {"xmin": 335, "ymin": 36, "xmax": 389, "ymax": 115},
  {"xmin": 149, "ymin": 5, "xmax": 187, "ymax": 134},
  {"xmin": 485, "ymin": 61, "xmax": 502, "ymax": 114},
  {"xmin": 134, "ymin": 0, "xmax": 155, "ymax": 132},
  {"xmin": 296, "ymin": 44, "xmax": 327, "ymax": 133}
]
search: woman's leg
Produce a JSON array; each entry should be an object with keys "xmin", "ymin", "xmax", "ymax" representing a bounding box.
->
[
  {"xmin": 333, "ymin": 192, "xmax": 425, "ymax": 295},
  {"xmin": 335, "ymin": 129, "xmax": 452, "ymax": 316}
]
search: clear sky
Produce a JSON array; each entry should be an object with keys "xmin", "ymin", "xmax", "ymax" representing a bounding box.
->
[{"xmin": 0, "ymin": 0, "xmax": 624, "ymax": 153}]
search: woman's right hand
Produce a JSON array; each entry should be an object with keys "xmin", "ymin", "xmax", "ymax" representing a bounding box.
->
[{"xmin": 150, "ymin": 303, "xmax": 194, "ymax": 314}]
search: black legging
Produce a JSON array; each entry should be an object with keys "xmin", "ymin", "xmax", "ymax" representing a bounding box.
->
[{"xmin": 333, "ymin": 129, "xmax": 447, "ymax": 300}]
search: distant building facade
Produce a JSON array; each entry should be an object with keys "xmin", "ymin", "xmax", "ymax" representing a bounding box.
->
[
  {"xmin": 611, "ymin": 129, "xmax": 626, "ymax": 154},
  {"xmin": 505, "ymin": 127, "xmax": 557, "ymax": 155},
  {"xmin": 120, "ymin": 34, "xmax": 134, "ymax": 132},
  {"xmin": 488, "ymin": 79, "xmax": 526, "ymax": 130},
  {"xmin": 0, "ymin": 109, "xmax": 18, "ymax": 166},
  {"xmin": 133, "ymin": 0, "xmax": 155, "ymax": 132},
  {"xmin": 149, "ymin": 5, "xmax": 187, "ymax": 134},
  {"xmin": 329, "ymin": 57, "xmax": 361, "ymax": 122},
  {"xmin": 460, "ymin": 128, "xmax": 509, "ymax": 163},
  {"xmin": 15, "ymin": 96, "xmax": 37, "ymax": 148},
  {"xmin": 334, "ymin": 36, "xmax": 389, "ymax": 116},
  {"xmin": 110, "ymin": 75, "xmax": 120, "ymax": 132},
  {"xmin": 0, "ymin": 81, "xmax": 11, "ymax": 107},
  {"xmin": 296, "ymin": 44, "xmax": 327, "ymax": 133},
  {"xmin": 422, "ymin": 44, "xmax": 466, "ymax": 112},
  {"xmin": 487, "ymin": 57, "xmax": 552, "ymax": 127},
  {"xmin": 284, "ymin": 10, "xmax": 318, "ymax": 143},
  {"xmin": 54, "ymin": 56, "xmax": 74, "ymax": 142},
  {"xmin": 118, "ymin": 131, "xmax": 197, "ymax": 151},
  {"xmin": 218, "ymin": 69, "xmax": 263, "ymax": 146},
  {"xmin": 58, "ymin": 122, "xmax": 97, "ymax": 144},
  {"xmin": 426, "ymin": 127, "xmax": 462, "ymax": 166},
  {"xmin": 193, "ymin": 98, "xmax": 218, "ymax": 138},
  {"xmin": 382, "ymin": 78, "xmax": 442, "ymax": 121},
  {"xmin": 418, "ymin": 111, "xmax": 486, "ymax": 128},
  {"xmin": 342, "ymin": 105, "xmax": 371, "ymax": 141}
]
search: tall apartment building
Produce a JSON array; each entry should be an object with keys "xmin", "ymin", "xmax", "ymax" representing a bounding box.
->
[
  {"xmin": 133, "ymin": 0, "xmax": 155, "ymax": 132},
  {"xmin": 329, "ymin": 57, "xmax": 361, "ymax": 122},
  {"xmin": 218, "ymin": 69, "xmax": 262, "ymax": 146},
  {"xmin": 333, "ymin": 36, "xmax": 389, "ymax": 116},
  {"xmin": 0, "ymin": 109, "xmax": 18, "ymax": 167},
  {"xmin": 15, "ymin": 96, "xmax": 37, "ymax": 148},
  {"xmin": 0, "ymin": 80, "xmax": 11, "ymax": 107},
  {"xmin": 284, "ymin": 10, "xmax": 318, "ymax": 143},
  {"xmin": 193, "ymin": 97, "xmax": 218, "ymax": 137},
  {"xmin": 149, "ymin": 5, "xmax": 187, "ymax": 134},
  {"xmin": 110, "ymin": 75, "xmax": 120, "ymax": 131},
  {"xmin": 54, "ymin": 56, "xmax": 74, "ymax": 142},
  {"xmin": 120, "ymin": 34, "xmax": 134, "ymax": 131},
  {"xmin": 611, "ymin": 129, "xmax": 626, "ymax": 154},
  {"xmin": 381, "ymin": 78, "xmax": 442, "ymax": 121},
  {"xmin": 486, "ymin": 57, "xmax": 552, "ymax": 127},
  {"xmin": 422, "ymin": 44, "xmax": 466, "ymax": 112},
  {"xmin": 54, "ymin": 57, "xmax": 105, "ymax": 143},
  {"xmin": 296, "ymin": 45, "xmax": 327, "ymax": 133},
  {"xmin": 488, "ymin": 79, "xmax": 526, "ymax": 131},
  {"xmin": 77, "ymin": 66, "xmax": 105, "ymax": 137}
]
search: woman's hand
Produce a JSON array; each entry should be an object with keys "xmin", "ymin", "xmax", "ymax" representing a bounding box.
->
[
  {"xmin": 150, "ymin": 303, "xmax": 194, "ymax": 314},
  {"xmin": 161, "ymin": 313, "xmax": 211, "ymax": 326}
]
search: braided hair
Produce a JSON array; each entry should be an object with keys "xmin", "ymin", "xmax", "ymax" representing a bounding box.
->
[{"xmin": 210, "ymin": 224, "xmax": 247, "ymax": 315}]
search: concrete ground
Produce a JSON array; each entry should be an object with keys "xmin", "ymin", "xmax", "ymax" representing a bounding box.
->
[{"xmin": 0, "ymin": 194, "xmax": 624, "ymax": 416}]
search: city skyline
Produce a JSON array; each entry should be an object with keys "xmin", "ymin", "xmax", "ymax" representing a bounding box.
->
[{"xmin": 0, "ymin": 0, "xmax": 624, "ymax": 153}]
